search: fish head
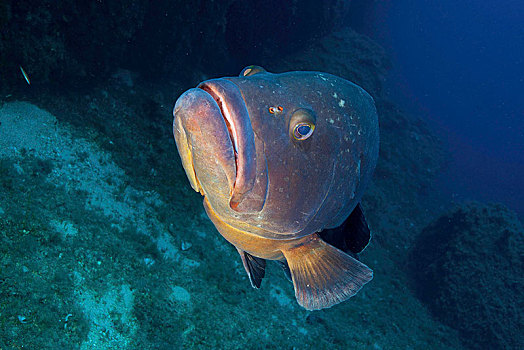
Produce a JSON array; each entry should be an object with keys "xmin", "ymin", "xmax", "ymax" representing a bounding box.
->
[{"xmin": 173, "ymin": 66, "xmax": 379, "ymax": 238}]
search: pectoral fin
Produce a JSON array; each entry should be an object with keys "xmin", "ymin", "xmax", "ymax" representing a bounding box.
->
[
  {"xmin": 281, "ymin": 233, "xmax": 372, "ymax": 310},
  {"xmin": 279, "ymin": 260, "xmax": 292, "ymax": 282},
  {"xmin": 237, "ymin": 248, "xmax": 266, "ymax": 288},
  {"xmin": 320, "ymin": 203, "xmax": 371, "ymax": 255}
]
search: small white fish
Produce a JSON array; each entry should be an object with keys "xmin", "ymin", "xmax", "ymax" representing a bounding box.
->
[{"xmin": 19, "ymin": 66, "xmax": 31, "ymax": 85}]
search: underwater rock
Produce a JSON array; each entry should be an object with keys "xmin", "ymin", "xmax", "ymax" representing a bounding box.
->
[
  {"xmin": 269, "ymin": 28, "xmax": 391, "ymax": 97},
  {"xmin": 224, "ymin": 1, "xmax": 351, "ymax": 68},
  {"xmin": 111, "ymin": 69, "xmax": 137, "ymax": 88},
  {"xmin": 0, "ymin": 0, "xmax": 351, "ymax": 91},
  {"xmin": 409, "ymin": 202, "xmax": 524, "ymax": 350}
]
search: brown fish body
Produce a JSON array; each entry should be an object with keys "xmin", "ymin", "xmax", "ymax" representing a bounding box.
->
[{"xmin": 173, "ymin": 66, "xmax": 379, "ymax": 310}]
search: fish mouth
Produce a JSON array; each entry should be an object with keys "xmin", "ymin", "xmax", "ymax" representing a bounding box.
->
[{"xmin": 196, "ymin": 79, "xmax": 257, "ymax": 210}]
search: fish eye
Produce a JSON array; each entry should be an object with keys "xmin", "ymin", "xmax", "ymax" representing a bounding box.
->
[
  {"xmin": 289, "ymin": 108, "xmax": 316, "ymax": 141},
  {"xmin": 240, "ymin": 65, "xmax": 267, "ymax": 77},
  {"xmin": 293, "ymin": 123, "xmax": 314, "ymax": 140}
]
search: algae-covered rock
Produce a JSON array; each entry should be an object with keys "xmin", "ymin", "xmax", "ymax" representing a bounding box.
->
[
  {"xmin": 409, "ymin": 202, "xmax": 524, "ymax": 350},
  {"xmin": 0, "ymin": 0, "xmax": 350, "ymax": 91},
  {"xmin": 269, "ymin": 27, "xmax": 391, "ymax": 97}
]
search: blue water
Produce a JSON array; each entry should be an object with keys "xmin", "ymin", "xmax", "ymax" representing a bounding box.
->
[{"xmin": 351, "ymin": 0, "xmax": 524, "ymax": 217}]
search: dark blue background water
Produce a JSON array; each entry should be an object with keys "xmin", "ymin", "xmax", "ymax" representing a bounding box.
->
[{"xmin": 351, "ymin": 0, "xmax": 524, "ymax": 217}]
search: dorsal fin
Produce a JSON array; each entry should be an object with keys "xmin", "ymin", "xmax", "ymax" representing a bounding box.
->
[
  {"xmin": 236, "ymin": 248, "xmax": 266, "ymax": 288},
  {"xmin": 319, "ymin": 203, "xmax": 371, "ymax": 255}
]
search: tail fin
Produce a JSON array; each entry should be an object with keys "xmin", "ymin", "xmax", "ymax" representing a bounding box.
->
[{"xmin": 281, "ymin": 234, "xmax": 372, "ymax": 310}]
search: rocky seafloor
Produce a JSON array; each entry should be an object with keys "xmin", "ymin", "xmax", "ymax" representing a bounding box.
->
[{"xmin": 1, "ymin": 10, "xmax": 522, "ymax": 350}]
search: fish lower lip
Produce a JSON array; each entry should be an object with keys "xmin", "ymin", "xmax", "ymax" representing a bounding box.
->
[
  {"xmin": 196, "ymin": 79, "xmax": 257, "ymax": 211},
  {"xmin": 173, "ymin": 87, "xmax": 237, "ymax": 195}
]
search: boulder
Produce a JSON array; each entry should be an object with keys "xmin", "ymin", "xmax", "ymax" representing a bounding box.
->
[{"xmin": 409, "ymin": 202, "xmax": 524, "ymax": 350}]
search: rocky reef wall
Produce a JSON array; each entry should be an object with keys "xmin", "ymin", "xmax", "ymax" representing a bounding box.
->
[
  {"xmin": 409, "ymin": 202, "xmax": 524, "ymax": 350},
  {"xmin": 0, "ymin": 0, "xmax": 351, "ymax": 90}
]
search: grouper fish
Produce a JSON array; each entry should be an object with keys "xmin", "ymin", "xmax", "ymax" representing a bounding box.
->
[{"xmin": 173, "ymin": 66, "xmax": 379, "ymax": 310}]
